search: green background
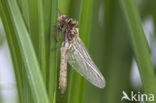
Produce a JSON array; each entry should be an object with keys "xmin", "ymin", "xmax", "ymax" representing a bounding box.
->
[{"xmin": 0, "ymin": 0, "xmax": 156, "ymax": 103}]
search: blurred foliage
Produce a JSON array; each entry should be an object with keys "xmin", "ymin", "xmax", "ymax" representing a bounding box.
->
[
  {"xmin": 121, "ymin": 0, "xmax": 156, "ymax": 99},
  {"xmin": 0, "ymin": 79, "xmax": 2, "ymax": 103},
  {"xmin": 0, "ymin": 35, "xmax": 4, "ymax": 47},
  {"xmin": 0, "ymin": 0, "xmax": 156, "ymax": 103},
  {"xmin": 141, "ymin": 0, "xmax": 156, "ymax": 34},
  {"xmin": 88, "ymin": 0, "xmax": 133, "ymax": 103},
  {"xmin": 0, "ymin": 21, "xmax": 5, "ymax": 47}
]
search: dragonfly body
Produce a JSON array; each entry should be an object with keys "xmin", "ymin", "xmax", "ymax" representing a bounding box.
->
[
  {"xmin": 59, "ymin": 42, "xmax": 69, "ymax": 94},
  {"xmin": 59, "ymin": 28, "xmax": 78, "ymax": 94},
  {"xmin": 58, "ymin": 14, "xmax": 105, "ymax": 94}
]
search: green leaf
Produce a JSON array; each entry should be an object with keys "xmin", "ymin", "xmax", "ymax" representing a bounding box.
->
[
  {"xmin": 0, "ymin": 2, "xmax": 24, "ymax": 103},
  {"xmin": 37, "ymin": 0, "xmax": 47, "ymax": 84},
  {"xmin": 68, "ymin": 0, "xmax": 93, "ymax": 103},
  {"xmin": 120, "ymin": 0, "xmax": 156, "ymax": 96},
  {"xmin": 0, "ymin": 0, "xmax": 49, "ymax": 103},
  {"xmin": 48, "ymin": 0, "xmax": 58, "ymax": 102}
]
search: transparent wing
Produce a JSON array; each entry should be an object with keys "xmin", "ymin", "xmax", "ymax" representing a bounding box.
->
[{"xmin": 67, "ymin": 38, "xmax": 105, "ymax": 88}]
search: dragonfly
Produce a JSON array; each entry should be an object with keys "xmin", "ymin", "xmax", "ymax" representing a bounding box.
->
[{"xmin": 58, "ymin": 14, "xmax": 106, "ymax": 94}]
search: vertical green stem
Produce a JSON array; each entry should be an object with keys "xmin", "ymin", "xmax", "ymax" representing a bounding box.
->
[
  {"xmin": 2, "ymin": 0, "xmax": 49, "ymax": 102},
  {"xmin": 28, "ymin": 0, "xmax": 39, "ymax": 55},
  {"xmin": 44, "ymin": 0, "xmax": 52, "ymax": 88},
  {"xmin": 0, "ymin": 2, "xmax": 24, "ymax": 103},
  {"xmin": 38, "ymin": 0, "xmax": 47, "ymax": 84},
  {"xmin": 68, "ymin": 0, "xmax": 93, "ymax": 103},
  {"xmin": 48, "ymin": 0, "xmax": 58, "ymax": 102},
  {"xmin": 21, "ymin": 0, "xmax": 30, "ymax": 31},
  {"xmin": 79, "ymin": 0, "xmax": 93, "ymax": 47},
  {"xmin": 120, "ymin": 0, "xmax": 156, "ymax": 96}
]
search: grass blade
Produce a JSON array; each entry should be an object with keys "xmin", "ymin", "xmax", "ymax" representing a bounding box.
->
[
  {"xmin": 1, "ymin": 0, "xmax": 49, "ymax": 103},
  {"xmin": 27, "ymin": 0, "xmax": 39, "ymax": 54},
  {"xmin": 48, "ymin": 0, "xmax": 58, "ymax": 102},
  {"xmin": 120, "ymin": 0, "xmax": 156, "ymax": 95},
  {"xmin": 68, "ymin": 0, "xmax": 93, "ymax": 103},
  {"xmin": 0, "ymin": 2, "xmax": 24, "ymax": 103},
  {"xmin": 38, "ymin": 0, "xmax": 47, "ymax": 83}
]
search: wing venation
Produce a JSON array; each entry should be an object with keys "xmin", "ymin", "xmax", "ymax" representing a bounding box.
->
[{"xmin": 67, "ymin": 38, "xmax": 105, "ymax": 88}]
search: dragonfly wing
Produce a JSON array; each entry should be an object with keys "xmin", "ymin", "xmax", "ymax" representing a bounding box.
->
[{"xmin": 67, "ymin": 37, "xmax": 105, "ymax": 88}]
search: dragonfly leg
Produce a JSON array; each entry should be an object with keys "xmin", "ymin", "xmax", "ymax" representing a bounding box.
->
[
  {"xmin": 50, "ymin": 46, "xmax": 61, "ymax": 51},
  {"xmin": 53, "ymin": 25, "xmax": 60, "ymax": 42},
  {"xmin": 63, "ymin": 30, "xmax": 67, "ymax": 42}
]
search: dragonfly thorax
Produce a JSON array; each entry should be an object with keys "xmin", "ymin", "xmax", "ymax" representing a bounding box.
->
[
  {"xmin": 67, "ymin": 28, "xmax": 78, "ymax": 44},
  {"xmin": 58, "ymin": 14, "xmax": 78, "ymax": 33}
]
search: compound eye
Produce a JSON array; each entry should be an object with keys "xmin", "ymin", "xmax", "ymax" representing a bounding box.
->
[
  {"xmin": 72, "ymin": 20, "xmax": 77, "ymax": 25},
  {"xmin": 68, "ymin": 19, "xmax": 77, "ymax": 26},
  {"xmin": 68, "ymin": 19, "xmax": 73, "ymax": 24},
  {"xmin": 62, "ymin": 15, "xmax": 68, "ymax": 19}
]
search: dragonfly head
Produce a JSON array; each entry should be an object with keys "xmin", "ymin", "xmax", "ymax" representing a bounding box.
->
[
  {"xmin": 58, "ymin": 14, "xmax": 68, "ymax": 24},
  {"xmin": 58, "ymin": 14, "xmax": 69, "ymax": 32},
  {"xmin": 57, "ymin": 14, "xmax": 79, "ymax": 45},
  {"xmin": 68, "ymin": 18, "xmax": 78, "ymax": 28}
]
